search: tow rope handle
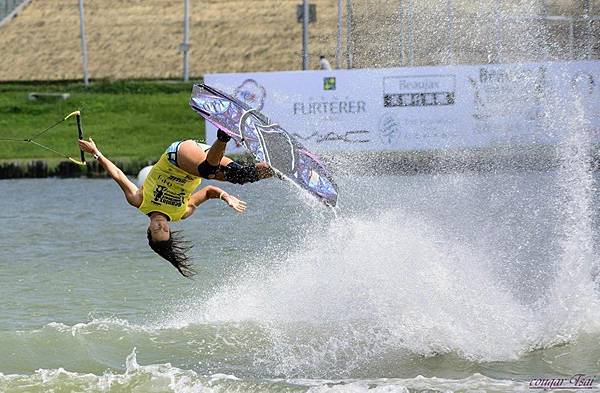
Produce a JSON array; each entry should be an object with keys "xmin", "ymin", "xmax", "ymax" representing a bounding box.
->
[{"xmin": 65, "ymin": 111, "xmax": 86, "ymax": 166}]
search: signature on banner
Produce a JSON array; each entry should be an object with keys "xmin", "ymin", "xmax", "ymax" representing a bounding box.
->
[{"xmin": 292, "ymin": 130, "xmax": 370, "ymax": 144}]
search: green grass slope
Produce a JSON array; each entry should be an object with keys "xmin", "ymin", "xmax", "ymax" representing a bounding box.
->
[{"xmin": 0, "ymin": 81, "xmax": 205, "ymax": 161}]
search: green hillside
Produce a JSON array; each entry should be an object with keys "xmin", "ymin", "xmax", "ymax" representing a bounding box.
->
[{"xmin": 0, "ymin": 81, "xmax": 204, "ymax": 161}]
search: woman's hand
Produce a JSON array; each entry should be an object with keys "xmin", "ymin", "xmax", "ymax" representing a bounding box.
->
[
  {"xmin": 78, "ymin": 137, "xmax": 99, "ymax": 154},
  {"xmin": 222, "ymin": 193, "xmax": 247, "ymax": 213}
]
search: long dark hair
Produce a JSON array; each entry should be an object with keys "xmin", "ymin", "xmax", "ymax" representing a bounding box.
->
[{"xmin": 147, "ymin": 229, "xmax": 196, "ymax": 278}]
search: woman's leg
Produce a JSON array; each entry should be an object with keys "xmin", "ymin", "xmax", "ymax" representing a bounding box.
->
[
  {"xmin": 176, "ymin": 140, "xmax": 205, "ymax": 177},
  {"xmin": 205, "ymin": 139, "xmax": 227, "ymax": 167},
  {"xmin": 214, "ymin": 160, "xmax": 274, "ymax": 184},
  {"xmin": 177, "ymin": 139, "xmax": 273, "ymax": 183},
  {"xmin": 197, "ymin": 130, "xmax": 231, "ymax": 178},
  {"xmin": 177, "ymin": 136, "xmax": 229, "ymax": 178}
]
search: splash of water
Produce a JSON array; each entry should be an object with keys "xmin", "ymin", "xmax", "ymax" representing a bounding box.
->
[
  {"xmin": 543, "ymin": 68, "xmax": 600, "ymax": 335},
  {"xmin": 165, "ymin": 64, "xmax": 600, "ymax": 378},
  {"xmin": 167, "ymin": 209, "xmax": 547, "ymax": 375}
]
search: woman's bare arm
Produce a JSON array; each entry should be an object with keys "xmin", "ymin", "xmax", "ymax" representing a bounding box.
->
[
  {"xmin": 182, "ymin": 185, "xmax": 247, "ymax": 219},
  {"xmin": 78, "ymin": 138, "xmax": 142, "ymax": 208}
]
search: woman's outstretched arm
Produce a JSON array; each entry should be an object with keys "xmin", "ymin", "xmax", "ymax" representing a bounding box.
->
[
  {"xmin": 183, "ymin": 185, "xmax": 246, "ymax": 219},
  {"xmin": 78, "ymin": 137, "xmax": 142, "ymax": 208}
]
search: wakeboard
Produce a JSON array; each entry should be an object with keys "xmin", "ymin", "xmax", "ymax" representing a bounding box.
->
[{"xmin": 189, "ymin": 83, "xmax": 338, "ymax": 208}]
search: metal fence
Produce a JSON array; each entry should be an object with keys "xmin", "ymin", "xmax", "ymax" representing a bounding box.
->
[
  {"xmin": 0, "ymin": 0, "xmax": 28, "ymax": 26},
  {"xmin": 1, "ymin": 0, "xmax": 597, "ymax": 82},
  {"xmin": 348, "ymin": 0, "xmax": 600, "ymax": 69}
]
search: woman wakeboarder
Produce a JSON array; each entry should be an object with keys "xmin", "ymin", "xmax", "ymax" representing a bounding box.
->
[{"xmin": 78, "ymin": 129, "xmax": 273, "ymax": 277}]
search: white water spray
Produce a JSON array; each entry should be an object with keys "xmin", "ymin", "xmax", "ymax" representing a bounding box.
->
[{"xmin": 544, "ymin": 68, "xmax": 600, "ymax": 334}]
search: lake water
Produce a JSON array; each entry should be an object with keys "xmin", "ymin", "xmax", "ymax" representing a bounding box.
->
[{"xmin": 1, "ymin": 164, "xmax": 600, "ymax": 392}]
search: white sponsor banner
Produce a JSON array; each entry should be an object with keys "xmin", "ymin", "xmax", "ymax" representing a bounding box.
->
[{"xmin": 204, "ymin": 61, "xmax": 600, "ymax": 153}]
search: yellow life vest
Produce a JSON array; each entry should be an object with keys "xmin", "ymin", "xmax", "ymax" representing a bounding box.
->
[{"xmin": 138, "ymin": 154, "xmax": 201, "ymax": 221}]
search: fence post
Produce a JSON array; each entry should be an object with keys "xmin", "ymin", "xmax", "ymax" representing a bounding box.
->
[
  {"xmin": 336, "ymin": 0, "xmax": 342, "ymax": 68},
  {"xmin": 407, "ymin": 0, "xmax": 414, "ymax": 65},
  {"xmin": 493, "ymin": 7, "xmax": 502, "ymax": 63},
  {"xmin": 446, "ymin": 0, "xmax": 455, "ymax": 63},
  {"xmin": 302, "ymin": 0, "xmax": 309, "ymax": 70},
  {"xmin": 398, "ymin": 0, "xmax": 404, "ymax": 66},
  {"xmin": 345, "ymin": 0, "xmax": 353, "ymax": 68},
  {"xmin": 78, "ymin": 0, "xmax": 89, "ymax": 86},
  {"xmin": 569, "ymin": 18, "xmax": 575, "ymax": 59},
  {"xmin": 584, "ymin": 0, "xmax": 592, "ymax": 59},
  {"xmin": 182, "ymin": 0, "xmax": 190, "ymax": 81}
]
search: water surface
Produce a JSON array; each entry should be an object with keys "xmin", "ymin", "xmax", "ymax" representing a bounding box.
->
[{"xmin": 1, "ymin": 169, "xmax": 599, "ymax": 392}]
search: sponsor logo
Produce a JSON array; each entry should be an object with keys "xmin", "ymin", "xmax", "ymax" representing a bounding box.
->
[
  {"xmin": 152, "ymin": 185, "xmax": 185, "ymax": 207},
  {"xmin": 378, "ymin": 114, "xmax": 456, "ymax": 144},
  {"xmin": 470, "ymin": 66, "xmax": 545, "ymax": 121},
  {"xmin": 378, "ymin": 115, "xmax": 401, "ymax": 144},
  {"xmin": 293, "ymin": 99, "xmax": 366, "ymax": 115},
  {"xmin": 152, "ymin": 185, "xmax": 167, "ymax": 202},
  {"xmin": 234, "ymin": 79, "xmax": 266, "ymax": 111},
  {"xmin": 383, "ymin": 75, "xmax": 456, "ymax": 107},
  {"xmin": 478, "ymin": 67, "xmax": 542, "ymax": 85},
  {"xmin": 293, "ymin": 130, "xmax": 369, "ymax": 144},
  {"xmin": 166, "ymin": 174, "xmax": 194, "ymax": 184},
  {"xmin": 323, "ymin": 77, "xmax": 336, "ymax": 90}
]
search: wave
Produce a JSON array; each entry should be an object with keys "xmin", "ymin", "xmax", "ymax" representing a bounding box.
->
[
  {"xmin": 4, "ymin": 194, "xmax": 600, "ymax": 379},
  {"xmin": 0, "ymin": 317, "xmax": 270, "ymax": 376},
  {"xmin": 161, "ymin": 205, "xmax": 600, "ymax": 377},
  {"xmin": 0, "ymin": 347, "xmax": 534, "ymax": 393},
  {"xmin": 6, "ymin": 201, "xmax": 598, "ymax": 382},
  {"xmin": 0, "ymin": 348, "xmax": 234, "ymax": 393},
  {"xmin": 4, "ymin": 314, "xmax": 600, "ymax": 382},
  {"xmin": 2, "ymin": 203, "xmax": 600, "ymax": 383}
]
